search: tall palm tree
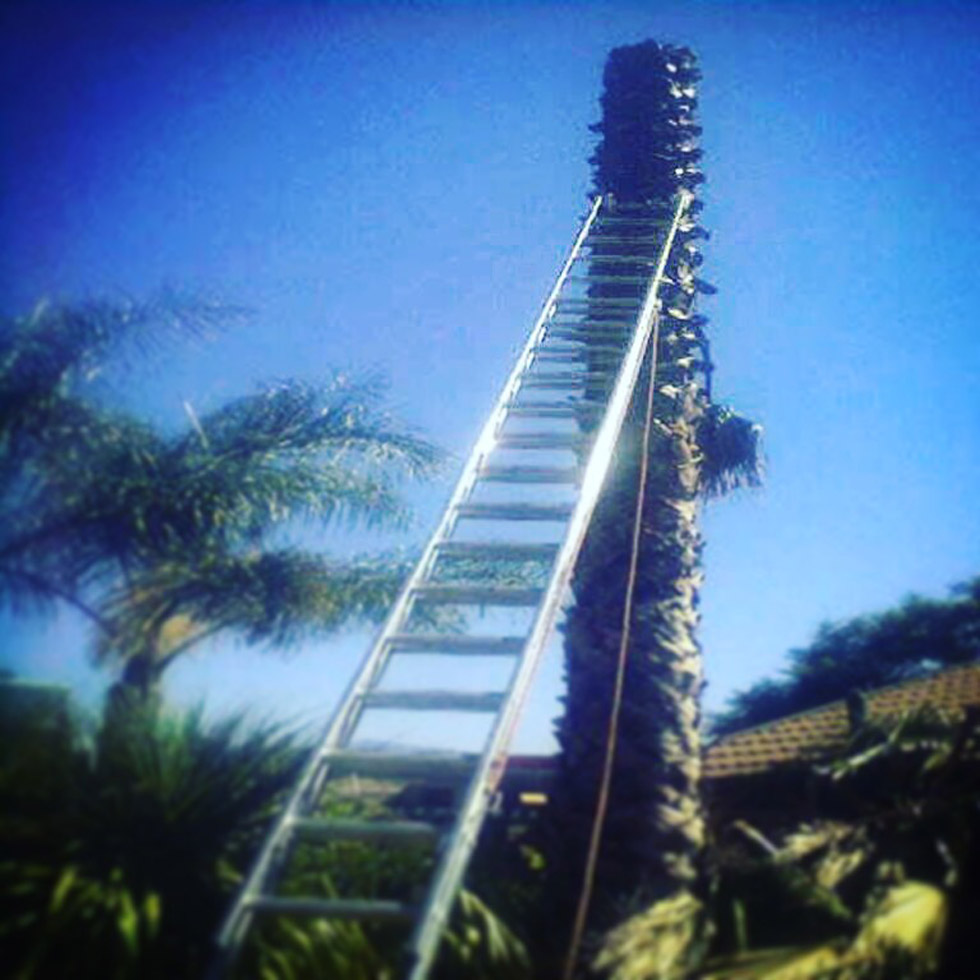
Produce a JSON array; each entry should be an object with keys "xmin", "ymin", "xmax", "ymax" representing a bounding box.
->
[
  {"xmin": 0, "ymin": 299, "xmax": 441, "ymax": 710},
  {"xmin": 546, "ymin": 42, "xmax": 762, "ymax": 979}
]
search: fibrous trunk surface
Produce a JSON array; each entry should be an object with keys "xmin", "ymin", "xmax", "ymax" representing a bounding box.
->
[{"xmin": 546, "ymin": 40, "xmax": 713, "ymax": 978}]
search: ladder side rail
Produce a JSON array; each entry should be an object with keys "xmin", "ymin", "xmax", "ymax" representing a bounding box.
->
[
  {"xmin": 406, "ymin": 190, "xmax": 694, "ymax": 980},
  {"xmin": 314, "ymin": 190, "xmax": 606, "ymax": 758},
  {"xmin": 313, "ymin": 192, "xmax": 605, "ymax": 756},
  {"xmin": 210, "ymin": 195, "xmax": 604, "ymax": 974}
]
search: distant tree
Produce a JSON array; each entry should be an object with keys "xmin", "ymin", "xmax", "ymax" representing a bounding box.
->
[
  {"xmin": 712, "ymin": 579, "xmax": 980, "ymax": 736},
  {"xmin": 0, "ymin": 299, "xmax": 442, "ymax": 711}
]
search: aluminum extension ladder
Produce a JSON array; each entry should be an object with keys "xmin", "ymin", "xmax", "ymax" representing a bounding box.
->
[{"xmin": 211, "ymin": 189, "xmax": 693, "ymax": 980}]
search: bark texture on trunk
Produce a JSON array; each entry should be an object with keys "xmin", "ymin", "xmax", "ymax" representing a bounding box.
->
[{"xmin": 543, "ymin": 41, "xmax": 713, "ymax": 978}]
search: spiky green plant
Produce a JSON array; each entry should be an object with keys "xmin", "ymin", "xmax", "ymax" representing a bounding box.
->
[
  {"xmin": 233, "ymin": 789, "xmax": 532, "ymax": 980},
  {"xmin": 0, "ymin": 703, "xmax": 304, "ymax": 979},
  {"xmin": 0, "ymin": 690, "xmax": 531, "ymax": 980},
  {"xmin": 545, "ymin": 41, "xmax": 762, "ymax": 979}
]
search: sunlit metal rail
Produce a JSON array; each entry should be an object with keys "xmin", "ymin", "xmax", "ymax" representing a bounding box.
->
[{"xmin": 209, "ymin": 189, "xmax": 692, "ymax": 980}]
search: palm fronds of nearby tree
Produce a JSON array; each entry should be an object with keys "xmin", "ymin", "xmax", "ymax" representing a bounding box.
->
[
  {"xmin": 231, "ymin": 782, "xmax": 532, "ymax": 980},
  {"xmin": 0, "ymin": 703, "xmax": 304, "ymax": 980},
  {"xmin": 238, "ymin": 886, "xmax": 530, "ymax": 980},
  {"xmin": 1, "ymin": 296, "xmax": 230, "ymax": 614},
  {"xmin": 0, "ymin": 294, "xmax": 229, "ymax": 452},
  {"xmin": 0, "ymin": 299, "xmax": 443, "ymax": 708},
  {"xmin": 545, "ymin": 41, "xmax": 762, "ymax": 979},
  {"xmin": 700, "ymin": 705, "xmax": 980, "ymax": 978},
  {"xmin": 1, "ymin": 688, "xmax": 529, "ymax": 980}
]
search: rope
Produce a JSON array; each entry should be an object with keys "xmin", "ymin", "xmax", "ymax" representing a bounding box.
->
[{"xmin": 561, "ymin": 318, "xmax": 664, "ymax": 980}]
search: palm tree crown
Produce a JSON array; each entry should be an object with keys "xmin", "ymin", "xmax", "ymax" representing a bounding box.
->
[{"xmin": 0, "ymin": 299, "xmax": 442, "ymax": 705}]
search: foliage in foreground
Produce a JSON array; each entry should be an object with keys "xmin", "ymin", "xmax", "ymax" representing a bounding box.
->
[
  {"xmin": 682, "ymin": 707, "xmax": 979, "ymax": 980},
  {"xmin": 234, "ymin": 784, "xmax": 533, "ymax": 980},
  {"xmin": 0, "ymin": 693, "xmax": 531, "ymax": 980},
  {"xmin": 241, "ymin": 887, "xmax": 531, "ymax": 980},
  {"xmin": 0, "ymin": 702, "xmax": 304, "ymax": 979},
  {"xmin": 713, "ymin": 579, "xmax": 980, "ymax": 735}
]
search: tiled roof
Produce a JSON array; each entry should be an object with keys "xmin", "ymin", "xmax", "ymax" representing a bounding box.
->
[{"xmin": 703, "ymin": 663, "xmax": 980, "ymax": 779}]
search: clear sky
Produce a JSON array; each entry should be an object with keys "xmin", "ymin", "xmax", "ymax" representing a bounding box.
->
[{"xmin": 2, "ymin": 0, "xmax": 978, "ymax": 751}]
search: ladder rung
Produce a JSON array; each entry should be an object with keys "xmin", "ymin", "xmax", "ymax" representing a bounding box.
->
[
  {"xmin": 364, "ymin": 690, "xmax": 505, "ymax": 712},
  {"xmin": 494, "ymin": 432, "xmax": 585, "ymax": 449},
  {"xmin": 553, "ymin": 305, "xmax": 642, "ymax": 317},
  {"xmin": 290, "ymin": 817, "xmax": 440, "ymax": 844},
  {"xmin": 532, "ymin": 346, "xmax": 623, "ymax": 362},
  {"xmin": 548, "ymin": 318, "xmax": 634, "ymax": 327},
  {"xmin": 573, "ymin": 253, "xmax": 660, "ymax": 264},
  {"xmin": 554, "ymin": 297, "xmax": 641, "ymax": 308},
  {"xmin": 582, "ymin": 202, "xmax": 672, "ymax": 215},
  {"xmin": 504, "ymin": 403, "xmax": 587, "ymax": 419},
  {"xmin": 247, "ymin": 896, "xmax": 415, "ymax": 921},
  {"xmin": 569, "ymin": 274, "xmax": 652, "ymax": 285},
  {"xmin": 454, "ymin": 501, "xmax": 573, "ymax": 521},
  {"xmin": 326, "ymin": 749, "xmax": 478, "ymax": 780},
  {"xmin": 385, "ymin": 633, "xmax": 526, "ymax": 654},
  {"xmin": 605, "ymin": 201, "xmax": 675, "ymax": 212},
  {"xmin": 543, "ymin": 335, "xmax": 629, "ymax": 348},
  {"xmin": 538, "ymin": 339, "xmax": 625, "ymax": 349},
  {"xmin": 594, "ymin": 216, "xmax": 670, "ymax": 226},
  {"xmin": 546, "ymin": 327, "xmax": 629, "ymax": 336},
  {"xmin": 520, "ymin": 381, "xmax": 609, "ymax": 392},
  {"xmin": 545, "ymin": 328, "xmax": 629, "ymax": 342},
  {"xmin": 584, "ymin": 238, "xmax": 663, "ymax": 248},
  {"xmin": 522, "ymin": 372, "xmax": 612, "ymax": 388},
  {"xmin": 436, "ymin": 540, "xmax": 559, "ymax": 560},
  {"xmin": 412, "ymin": 584, "xmax": 544, "ymax": 606},
  {"xmin": 588, "ymin": 223, "xmax": 666, "ymax": 232},
  {"xmin": 591, "ymin": 228, "xmax": 666, "ymax": 238},
  {"xmin": 479, "ymin": 464, "xmax": 580, "ymax": 483}
]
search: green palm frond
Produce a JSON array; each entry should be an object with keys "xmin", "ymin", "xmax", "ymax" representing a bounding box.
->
[
  {"xmin": 698, "ymin": 404, "xmax": 764, "ymax": 498},
  {"xmin": 701, "ymin": 880, "xmax": 947, "ymax": 980},
  {"xmin": 436, "ymin": 889, "xmax": 533, "ymax": 980},
  {"xmin": 1, "ymin": 413, "xmax": 164, "ymax": 581},
  {"xmin": 245, "ymin": 912, "xmax": 395, "ymax": 980},
  {"xmin": 1, "ymin": 296, "xmax": 233, "ymax": 604},
  {"xmin": 593, "ymin": 891, "xmax": 707, "ymax": 980},
  {"xmin": 2, "ymin": 371, "xmax": 436, "ymax": 601},
  {"xmin": 0, "ymin": 295, "xmax": 234, "ymax": 439},
  {"xmin": 190, "ymin": 376, "xmax": 444, "ymax": 478},
  {"xmin": 95, "ymin": 550, "xmax": 412, "ymax": 664},
  {"xmin": 1, "ymin": 704, "xmax": 304, "ymax": 979},
  {"xmin": 2, "ymin": 298, "xmax": 444, "ymax": 693}
]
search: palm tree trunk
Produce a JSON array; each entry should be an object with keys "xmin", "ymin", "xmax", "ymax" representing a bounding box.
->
[
  {"xmin": 549, "ymin": 345, "xmax": 710, "ymax": 971},
  {"xmin": 541, "ymin": 41, "xmax": 713, "ymax": 978},
  {"xmin": 102, "ymin": 635, "xmax": 167, "ymax": 733}
]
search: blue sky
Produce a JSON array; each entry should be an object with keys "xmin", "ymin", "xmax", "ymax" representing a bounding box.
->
[{"xmin": 2, "ymin": 0, "xmax": 978, "ymax": 750}]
